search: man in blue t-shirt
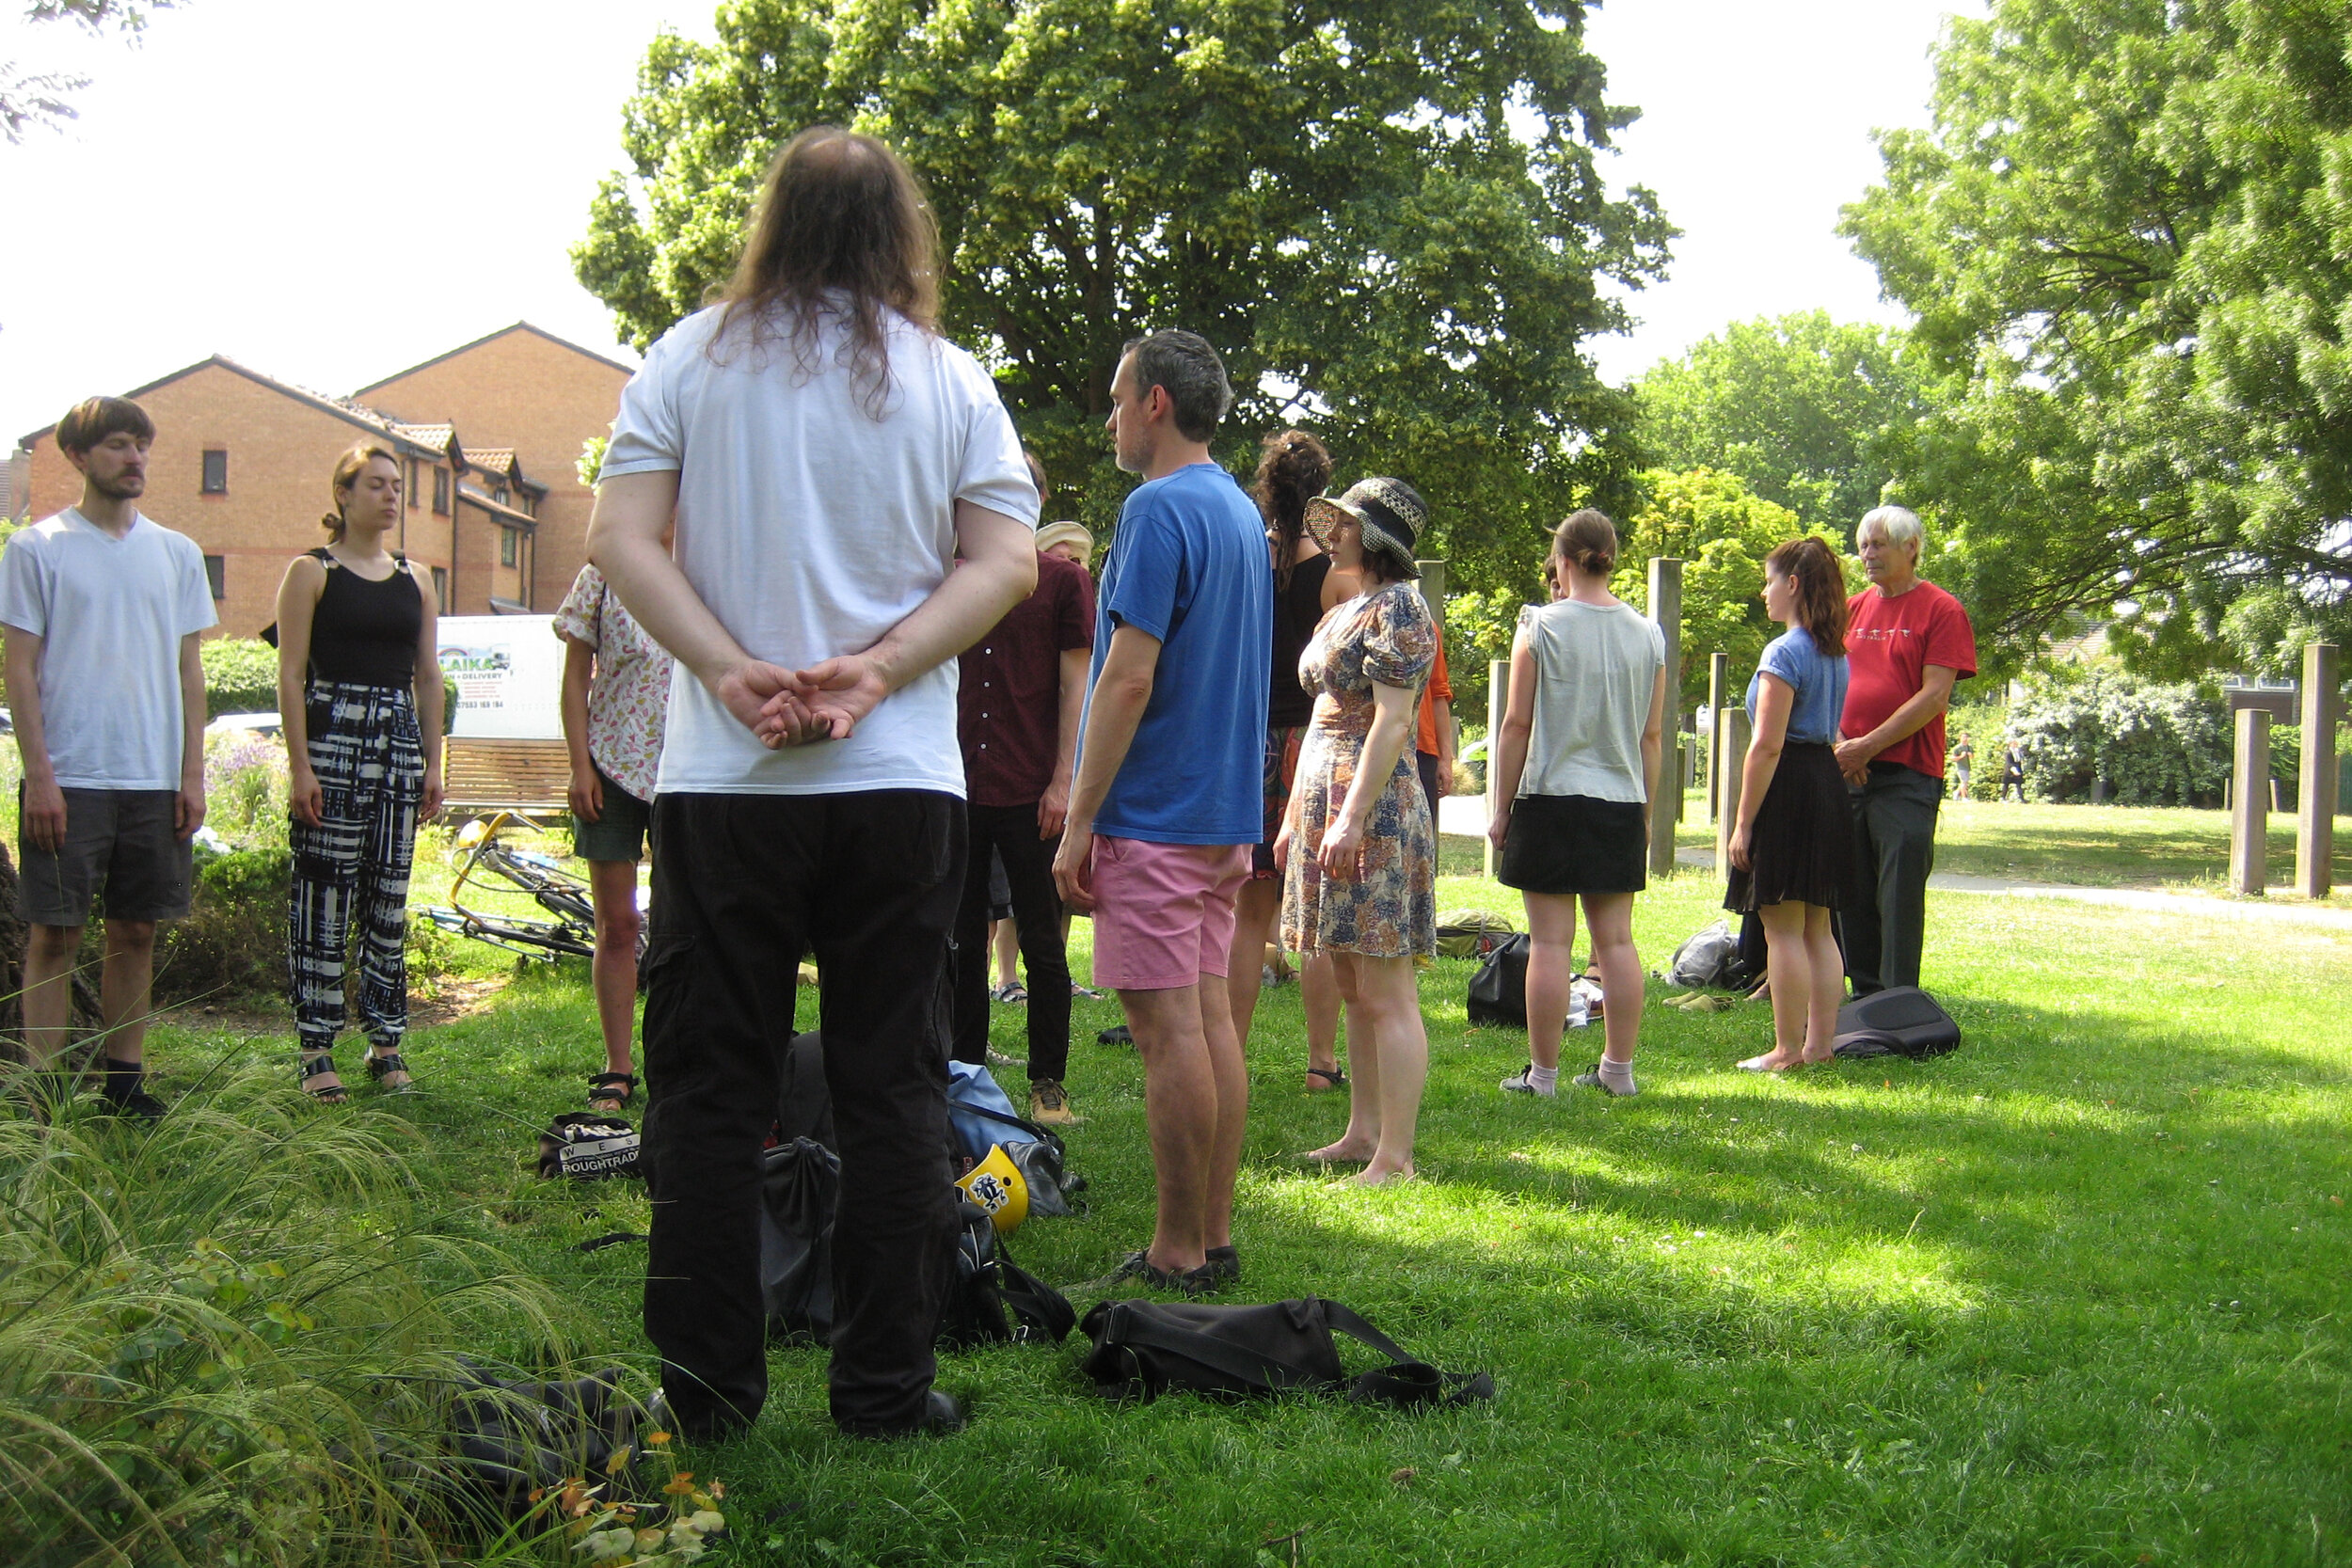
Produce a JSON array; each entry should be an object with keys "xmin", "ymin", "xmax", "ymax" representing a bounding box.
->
[{"xmin": 1054, "ymin": 330, "xmax": 1270, "ymax": 1295}]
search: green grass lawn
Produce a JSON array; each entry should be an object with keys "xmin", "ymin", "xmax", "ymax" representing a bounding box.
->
[
  {"xmin": 84, "ymin": 862, "xmax": 2352, "ymax": 1567},
  {"xmin": 1672, "ymin": 792, "xmax": 2352, "ymax": 896}
]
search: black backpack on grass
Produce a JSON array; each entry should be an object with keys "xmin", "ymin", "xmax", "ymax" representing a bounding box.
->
[
  {"xmin": 757, "ymin": 1031, "xmax": 1074, "ymax": 1349},
  {"xmin": 1465, "ymin": 933, "xmax": 1532, "ymax": 1027},
  {"xmin": 1831, "ymin": 987, "xmax": 1962, "ymax": 1060}
]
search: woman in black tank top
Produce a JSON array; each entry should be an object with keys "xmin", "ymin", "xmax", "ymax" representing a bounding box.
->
[
  {"xmin": 1223, "ymin": 431, "xmax": 1362, "ymax": 1094},
  {"xmin": 272, "ymin": 443, "xmax": 447, "ymax": 1102}
]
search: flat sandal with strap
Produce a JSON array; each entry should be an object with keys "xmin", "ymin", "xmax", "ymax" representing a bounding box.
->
[{"xmin": 300, "ymin": 1051, "xmax": 347, "ymax": 1105}]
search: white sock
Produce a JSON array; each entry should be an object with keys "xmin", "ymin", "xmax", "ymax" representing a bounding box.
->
[
  {"xmin": 1527, "ymin": 1063, "xmax": 1559, "ymax": 1096},
  {"xmin": 1597, "ymin": 1057, "xmax": 1637, "ymax": 1096}
]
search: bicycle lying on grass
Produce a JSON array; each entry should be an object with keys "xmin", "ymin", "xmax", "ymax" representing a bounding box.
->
[{"xmin": 417, "ymin": 813, "xmax": 632, "ymax": 963}]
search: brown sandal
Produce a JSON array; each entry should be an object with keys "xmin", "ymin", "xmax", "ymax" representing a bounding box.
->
[{"xmin": 1304, "ymin": 1066, "xmax": 1346, "ymax": 1093}]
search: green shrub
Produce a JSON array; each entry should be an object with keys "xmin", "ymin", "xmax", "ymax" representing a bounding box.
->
[
  {"xmin": 0, "ymin": 1059, "xmax": 593, "ymax": 1566},
  {"xmin": 201, "ymin": 639, "xmax": 279, "ymax": 721},
  {"xmin": 2007, "ymin": 671, "xmax": 2232, "ymax": 806},
  {"xmin": 155, "ymin": 848, "xmax": 291, "ymax": 1006},
  {"xmin": 202, "ymin": 731, "xmax": 290, "ymax": 851}
]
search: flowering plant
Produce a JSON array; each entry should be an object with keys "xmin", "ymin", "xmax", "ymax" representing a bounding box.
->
[{"xmin": 531, "ymin": 1428, "xmax": 727, "ymax": 1565}]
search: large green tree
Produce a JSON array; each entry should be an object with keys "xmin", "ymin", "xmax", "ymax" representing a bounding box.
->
[
  {"xmin": 1, "ymin": 1, "xmax": 177, "ymax": 141},
  {"xmin": 573, "ymin": 0, "xmax": 1673, "ymax": 589},
  {"xmin": 1633, "ymin": 311, "xmax": 1931, "ymax": 538},
  {"xmin": 1608, "ymin": 467, "xmax": 1851, "ymax": 710},
  {"xmin": 1843, "ymin": 0, "xmax": 2352, "ymax": 675}
]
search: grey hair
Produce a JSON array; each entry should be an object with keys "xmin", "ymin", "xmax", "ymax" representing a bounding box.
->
[
  {"xmin": 1859, "ymin": 504, "xmax": 1923, "ymax": 550},
  {"xmin": 1121, "ymin": 330, "xmax": 1232, "ymax": 442}
]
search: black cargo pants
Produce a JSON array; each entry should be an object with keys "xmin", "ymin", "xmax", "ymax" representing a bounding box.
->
[{"xmin": 642, "ymin": 790, "xmax": 963, "ymax": 1437}]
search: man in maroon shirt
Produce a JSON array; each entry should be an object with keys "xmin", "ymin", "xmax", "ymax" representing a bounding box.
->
[
  {"xmin": 1835, "ymin": 505, "xmax": 1978, "ymax": 994},
  {"xmin": 954, "ymin": 518, "xmax": 1097, "ymax": 1123}
]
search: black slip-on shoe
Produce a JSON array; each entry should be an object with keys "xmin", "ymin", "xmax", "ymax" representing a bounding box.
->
[{"xmin": 839, "ymin": 1389, "xmax": 965, "ymax": 1440}]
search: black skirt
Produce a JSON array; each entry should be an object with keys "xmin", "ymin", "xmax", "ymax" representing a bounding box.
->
[
  {"xmin": 1499, "ymin": 793, "xmax": 1649, "ymax": 895},
  {"xmin": 1724, "ymin": 740, "xmax": 1854, "ymax": 912}
]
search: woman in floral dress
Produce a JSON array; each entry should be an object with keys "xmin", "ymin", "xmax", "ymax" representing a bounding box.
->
[{"xmin": 1278, "ymin": 477, "xmax": 1438, "ymax": 1184}]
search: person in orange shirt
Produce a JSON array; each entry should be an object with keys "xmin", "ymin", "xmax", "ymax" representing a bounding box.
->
[{"xmin": 1414, "ymin": 632, "xmax": 1455, "ymax": 822}]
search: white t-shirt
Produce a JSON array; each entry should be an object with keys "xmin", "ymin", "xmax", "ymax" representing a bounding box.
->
[
  {"xmin": 0, "ymin": 510, "xmax": 217, "ymax": 791},
  {"xmin": 602, "ymin": 305, "xmax": 1040, "ymax": 796},
  {"xmin": 1517, "ymin": 598, "xmax": 1666, "ymax": 804}
]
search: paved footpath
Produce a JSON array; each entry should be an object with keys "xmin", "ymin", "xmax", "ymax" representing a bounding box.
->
[{"xmin": 1435, "ymin": 794, "xmax": 2352, "ymax": 933}]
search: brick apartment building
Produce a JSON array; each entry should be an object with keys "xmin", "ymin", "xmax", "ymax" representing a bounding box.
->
[{"xmin": 12, "ymin": 323, "xmax": 632, "ymax": 638}]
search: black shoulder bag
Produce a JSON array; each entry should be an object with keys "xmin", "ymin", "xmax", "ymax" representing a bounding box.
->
[{"xmin": 1080, "ymin": 1296, "xmax": 1494, "ymax": 1409}]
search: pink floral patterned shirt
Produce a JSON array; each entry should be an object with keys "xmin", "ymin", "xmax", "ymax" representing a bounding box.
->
[{"xmin": 554, "ymin": 564, "xmax": 672, "ymax": 804}]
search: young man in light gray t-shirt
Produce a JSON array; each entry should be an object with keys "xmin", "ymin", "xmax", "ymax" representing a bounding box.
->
[{"xmin": 0, "ymin": 396, "xmax": 215, "ymax": 1119}]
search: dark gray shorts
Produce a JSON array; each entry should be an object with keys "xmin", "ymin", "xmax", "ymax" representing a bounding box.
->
[
  {"xmin": 18, "ymin": 786, "xmax": 194, "ymax": 927},
  {"xmin": 570, "ymin": 768, "xmax": 652, "ymax": 863}
]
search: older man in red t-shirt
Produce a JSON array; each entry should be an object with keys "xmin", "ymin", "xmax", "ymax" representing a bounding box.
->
[{"xmin": 1835, "ymin": 505, "xmax": 1977, "ymax": 994}]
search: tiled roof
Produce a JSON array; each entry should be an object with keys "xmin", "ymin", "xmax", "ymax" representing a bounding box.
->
[
  {"xmin": 393, "ymin": 423, "xmax": 458, "ymax": 453},
  {"xmin": 462, "ymin": 447, "xmax": 516, "ymax": 474},
  {"xmin": 456, "ymin": 484, "xmax": 538, "ymax": 527}
]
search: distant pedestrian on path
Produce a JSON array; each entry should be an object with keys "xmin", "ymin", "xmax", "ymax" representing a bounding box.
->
[
  {"xmin": 1055, "ymin": 329, "xmax": 1270, "ymax": 1293},
  {"xmin": 1727, "ymin": 538, "xmax": 1855, "ymax": 1073},
  {"xmin": 557, "ymin": 552, "xmax": 673, "ymax": 1114},
  {"xmin": 275, "ymin": 443, "xmax": 446, "ymax": 1101},
  {"xmin": 591, "ymin": 126, "xmax": 1039, "ymax": 1442},
  {"xmin": 1485, "ymin": 509, "xmax": 1667, "ymax": 1099},
  {"xmin": 1224, "ymin": 429, "xmax": 1350, "ymax": 1098},
  {"xmin": 1835, "ymin": 505, "xmax": 1977, "ymax": 994},
  {"xmin": 2001, "ymin": 739, "xmax": 2027, "ymax": 803},
  {"xmin": 1950, "ymin": 733, "xmax": 1973, "ymax": 800},
  {"xmin": 2, "ymin": 396, "xmax": 215, "ymax": 1120},
  {"xmin": 1279, "ymin": 478, "xmax": 1438, "ymax": 1184}
]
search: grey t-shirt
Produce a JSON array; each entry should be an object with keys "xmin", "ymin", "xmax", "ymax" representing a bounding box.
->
[
  {"xmin": 1516, "ymin": 598, "xmax": 1665, "ymax": 804},
  {"xmin": 0, "ymin": 510, "xmax": 216, "ymax": 790}
]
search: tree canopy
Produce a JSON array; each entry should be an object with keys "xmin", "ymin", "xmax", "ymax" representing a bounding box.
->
[
  {"xmin": 1608, "ymin": 467, "xmax": 1851, "ymax": 711},
  {"xmin": 1, "ymin": 1, "xmax": 176, "ymax": 142},
  {"xmin": 1843, "ymin": 0, "xmax": 2352, "ymax": 676},
  {"xmin": 1633, "ymin": 311, "xmax": 1930, "ymax": 538},
  {"xmin": 573, "ymin": 0, "xmax": 1674, "ymax": 590}
]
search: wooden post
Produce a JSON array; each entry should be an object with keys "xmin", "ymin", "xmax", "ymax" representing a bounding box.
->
[
  {"xmin": 2230, "ymin": 708, "xmax": 2270, "ymax": 895},
  {"xmin": 2297, "ymin": 643, "xmax": 2339, "ymax": 896},
  {"xmin": 1716, "ymin": 708, "xmax": 1751, "ymax": 879},
  {"xmin": 1647, "ymin": 558, "xmax": 1683, "ymax": 878},
  {"xmin": 1706, "ymin": 651, "xmax": 1728, "ymax": 826},
  {"xmin": 1484, "ymin": 657, "xmax": 1510, "ymax": 879}
]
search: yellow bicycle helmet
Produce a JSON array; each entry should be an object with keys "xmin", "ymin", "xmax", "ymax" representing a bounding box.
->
[{"xmin": 955, "ymin": 1144, "xmax": 1030, "ymax": 1234}]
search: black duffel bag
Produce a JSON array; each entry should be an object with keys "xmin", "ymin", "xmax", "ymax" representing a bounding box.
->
[
  {"xmin": 1466, "ymin": 932, "xmax": 1532, "ymax": 1027},
  {"xmin": 1080, "ymin": 1296, "xmax": 1493, "ymax": 1409}
]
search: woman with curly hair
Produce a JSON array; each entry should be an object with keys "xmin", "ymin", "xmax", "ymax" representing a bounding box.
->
[
  {"xmin": 1725, "ymin": 536, "xmax": 1855, "ymax": 1072},
  {"xmin": 1224, "ymin": 429, "xmax": 1355, "ymax": 1091}
]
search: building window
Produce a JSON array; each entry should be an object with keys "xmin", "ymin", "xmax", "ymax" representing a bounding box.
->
[
  {"xmin": 432, "ymin": 467, "xmax": 450, "ymax": 515},
  {"xmin": 431, "ymin": 565, "xmax": 448, "ymax": 611},
  {"xmin": 493, "ymin": 484, "xmax": 509, "ymax": 506},
  {"xmin": 405, "ymin": 457, "xmax": 418, "ymax": 509},
  {"xmin": 500, "ymin": 526, "xmax": 518, "ymax": 568},
  {"xmin": 203, "ymin": 554, "xmax": 226, "ymax": 599},
  {"xmin": 200, "ymin": 450, "xmax": 228, "ymax": 494}
]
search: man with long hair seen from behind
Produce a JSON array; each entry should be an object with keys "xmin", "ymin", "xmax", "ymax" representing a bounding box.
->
[{"xmin": 588, "ymin": 127, "xmax": 1039, "ymax": 1441}]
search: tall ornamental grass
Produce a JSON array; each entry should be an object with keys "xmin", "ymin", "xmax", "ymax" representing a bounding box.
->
[{"xmin": 0, "ymin": 1053, "xmax": 594, "ymax": 1566}]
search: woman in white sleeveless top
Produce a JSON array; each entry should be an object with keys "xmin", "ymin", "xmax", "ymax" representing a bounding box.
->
[{"xmin": 1485, "ymin": 510, "xmax": 1668, "ymax": 1098}]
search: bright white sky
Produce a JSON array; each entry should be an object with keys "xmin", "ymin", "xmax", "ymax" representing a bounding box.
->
[{"xmin": 0, "ymin": 0, "xmax": 1981, "ymax": 451}]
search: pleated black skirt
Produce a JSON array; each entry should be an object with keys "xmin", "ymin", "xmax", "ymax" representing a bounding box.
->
[{"xmin": 1724, "ymin": 740, "xmax": 1854, "ymax": 912}]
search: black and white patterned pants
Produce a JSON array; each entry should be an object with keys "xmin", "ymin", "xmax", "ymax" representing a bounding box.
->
[{"xmin": 288, "ymin": 681, "xmax": 423, "ymax": 1055}]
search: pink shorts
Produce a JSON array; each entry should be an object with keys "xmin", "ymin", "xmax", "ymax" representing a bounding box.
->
[{"xmin": 1089, "ymin": 836, "xmax": 1251, "ymax": 991}]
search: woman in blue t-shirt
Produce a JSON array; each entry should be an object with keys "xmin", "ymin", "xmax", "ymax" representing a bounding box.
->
[{"xmin": 1725, "ymin": 537, "xmax": 1856, "ymax": 1072}]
